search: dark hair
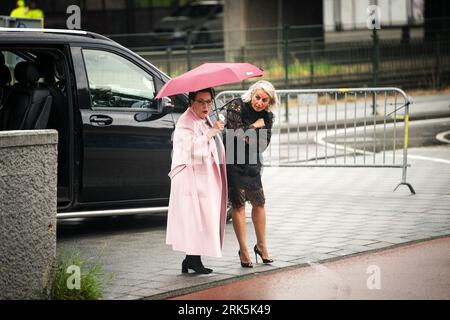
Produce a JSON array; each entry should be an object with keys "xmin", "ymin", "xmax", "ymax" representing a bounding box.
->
[{"xmin": 188, "ymin": 87, "xmax": 215, "ymax": 103}]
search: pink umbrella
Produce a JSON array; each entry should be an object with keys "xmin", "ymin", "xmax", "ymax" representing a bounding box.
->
[{"xmin": 155, "ymin": 62, "xmax": 264, "ymax": 99}]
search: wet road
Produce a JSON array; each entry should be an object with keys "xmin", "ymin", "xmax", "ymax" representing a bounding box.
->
[{"xmin": 173, "ymin": 236, "xmax": 450, "ymax": 300}]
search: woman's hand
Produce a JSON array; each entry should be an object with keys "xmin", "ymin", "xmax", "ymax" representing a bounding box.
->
[
  {"xmin": 251, "ymin": 118, "xmax": 265, "ymax": 129},
  {"xmin": 213, "ymin": 120, "xmax": 225, "ymax": 131},
  {"xmin": 206, "ymin": 120, "xmax": 225, "ymax": 140}
]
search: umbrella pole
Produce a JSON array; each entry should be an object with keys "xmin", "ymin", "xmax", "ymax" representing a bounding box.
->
[{"xmin": 213, "ymin": 100, "xmax": 219, "ymax": 120}]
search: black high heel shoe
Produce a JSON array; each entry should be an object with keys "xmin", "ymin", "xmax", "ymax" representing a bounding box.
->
[
  {"xmin": 238, "ymin": 250, "xmax": 253, "ymax": 268},
  {"xmin": 254, "ymin": 245, "xmax": 274, "ymax": 264},
  {"xmin": 181, "ymin": 255, "xmax": 213, "ymax": 274}
]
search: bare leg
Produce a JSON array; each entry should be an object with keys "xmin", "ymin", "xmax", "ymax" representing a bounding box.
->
[
  {"xmin": 252, "ymin": 205, "xmax": 271, "ymax": 259},
  {"xmin": 232, "ymin": 205, "xmax": 252, "ymax": 263}
]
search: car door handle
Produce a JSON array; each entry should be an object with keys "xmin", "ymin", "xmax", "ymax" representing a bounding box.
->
[{"xmin": 89, "ymin": 115, "xmax": 113, "ymax": 126}]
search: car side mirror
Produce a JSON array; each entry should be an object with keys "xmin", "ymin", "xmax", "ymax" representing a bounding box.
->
[
  {"xmin": 158, "ymin": 96, "xmax": 175, "ymax": 114},
  {"xmin": 135, "ymin": 97, "xmax": 174, "ymax": 122}
]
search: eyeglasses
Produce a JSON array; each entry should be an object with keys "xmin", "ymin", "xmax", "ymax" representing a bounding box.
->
[{"xmin": 195, "ymin": 99, "xmax": 213, "ymax": 106}]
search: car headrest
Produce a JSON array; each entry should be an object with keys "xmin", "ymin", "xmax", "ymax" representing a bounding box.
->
[
  {"xmin": 0, "ymin": 64, "xmax": 11, "ymax": 85},
  {"xmin": 14, "ymin": 61, "xmax": 40, "ymax": 84},
  {"xmin": 54, "ymin": 60, "xmax": 65, "ymax": 80},
  {"xmin": 35, "ymin": 55, "xmax": 55, "ymax": 82}
]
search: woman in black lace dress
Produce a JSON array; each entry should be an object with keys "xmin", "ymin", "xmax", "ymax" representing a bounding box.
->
[{"xmin": 224, "ymin": 80, "xmax": 277, "ymax": 267}]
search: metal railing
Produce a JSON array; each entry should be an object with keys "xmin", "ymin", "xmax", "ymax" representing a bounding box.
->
[{"xmin": 215, "ymin": 87, "xmax": 415, "ymax": 194}]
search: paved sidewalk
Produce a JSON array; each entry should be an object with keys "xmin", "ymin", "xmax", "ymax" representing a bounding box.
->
[{"xmin": 57, "ymin": 145, "xmax": 450, "ymax": 300}]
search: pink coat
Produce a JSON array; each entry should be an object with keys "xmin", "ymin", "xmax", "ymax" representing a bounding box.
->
[{"xmin": 166, "ymin": 107, "xmax": 228, "ymax": 257}]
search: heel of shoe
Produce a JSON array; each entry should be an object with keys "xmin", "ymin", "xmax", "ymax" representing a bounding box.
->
[
  {"xmin": 181, "ymin": 259, "xmax": 188, "ymax": 273},
  {"xmin": 254, "ymin": 244, "xmax": 274, "ymax": 264}
]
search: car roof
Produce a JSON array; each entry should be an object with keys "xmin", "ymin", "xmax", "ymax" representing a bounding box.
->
[
  {"xmin": 0, "ymin": 28, "xmax": 113, "ymax": 46},
  {"xmin": 0, "ymin": 27, "xmax": 172, "ymax": 83}
]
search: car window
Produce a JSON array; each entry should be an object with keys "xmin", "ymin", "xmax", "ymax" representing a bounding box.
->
[
  {"xmin": 82, "ymin": 49, "xmax": 157, "ymax": 110},
  {"xmin": 2, "ymin": 51, "xmax": 24, "ymax": 71},
  {"xmin": 176, "ymin": 5, "xmax": 217, "ymax": 17}
]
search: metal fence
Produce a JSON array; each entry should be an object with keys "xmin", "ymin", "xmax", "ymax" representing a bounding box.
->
[
  {"xmin": 125, "ymin": 25, "xmax": 450, "ymax": 91},
  {"xmin": 215, "ymin": 87, "xmax": 415, "ymax": 194}
]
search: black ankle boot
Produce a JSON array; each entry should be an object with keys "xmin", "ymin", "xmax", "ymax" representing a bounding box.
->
[
  {"xmin": 197, "ymin": 256, "xmax": 213, "ymax": 273},
  {"xmin": 181, "ymin": 255, "xmax": 212, "ymax": 274}
]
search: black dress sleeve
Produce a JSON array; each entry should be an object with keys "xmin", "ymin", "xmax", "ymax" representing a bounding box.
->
[
  {"xmin": 226, "ymin": 99, "xmax": 251, "ymax": 133},
  {"xmin": 257, "ymin": 111, "xmax": 274, "ymax": 153}
]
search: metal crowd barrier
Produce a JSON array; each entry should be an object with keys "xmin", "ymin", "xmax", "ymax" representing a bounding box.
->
[{"xmin": 215, "ymin": 88, "xmax": 415, "ymax": 194}]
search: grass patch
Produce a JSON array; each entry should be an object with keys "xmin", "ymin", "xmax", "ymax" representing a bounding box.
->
[
  {"xmin": 262, "ymin": 58, "xmax": 371, "ymax": 78},
  {"xmin": 43, "ymin": 246, "xmax": 115, "ymax": 300}
]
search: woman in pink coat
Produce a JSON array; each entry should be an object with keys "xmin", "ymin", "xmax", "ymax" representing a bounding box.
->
[{"xmin": 166, "ymin": 88, "xmax": 227, "ymax": 274}]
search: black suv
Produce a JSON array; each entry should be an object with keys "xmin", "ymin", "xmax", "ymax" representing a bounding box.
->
[{"xmin": 0, "ymin": 28, "xmax": 192, "ymax": 219}]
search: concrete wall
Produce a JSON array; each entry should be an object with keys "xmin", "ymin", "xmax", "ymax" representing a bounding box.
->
[
  {"xmin": 224, "ymin": 0, "xmax": 324, "ymax": 61},
  {"xmin": 223, "ymin": 0, "xmax": 247, "ymax": 61},
  {"xmin": 0, "ymin": 130, "xmax": 58, "ymax": 300}
]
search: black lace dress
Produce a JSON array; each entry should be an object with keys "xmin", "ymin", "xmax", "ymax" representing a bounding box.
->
[{"xmin": 224, "ymin": 98, "xmax": 274, "ymax": 208}]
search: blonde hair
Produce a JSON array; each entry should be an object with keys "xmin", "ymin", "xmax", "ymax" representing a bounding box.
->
[{"xmin": 241, "ymin": 80, "xmax": 278, "ymax": 108}]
